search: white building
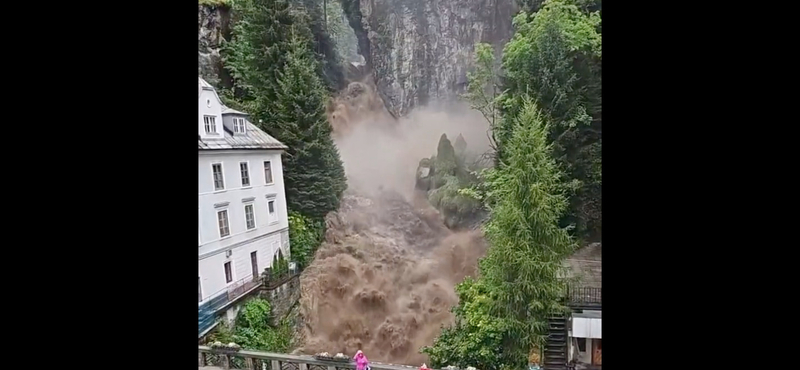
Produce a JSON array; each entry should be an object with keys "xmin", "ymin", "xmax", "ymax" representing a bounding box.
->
[{"xmin": 198, "ymin": 77, "xmax": 290, "ymax": 304}]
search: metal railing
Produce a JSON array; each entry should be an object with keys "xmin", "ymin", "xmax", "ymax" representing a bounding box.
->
[
  {"xmin": 567, "ymin": 286, "xmax": 601, "ymax": 306},
  {"xmin": 198, "ymin": 270, "xmax": 301, "ymax": 336},
  {"xmin": 199, "ymin": 346, "xmax": 435, "ymax": 370},
  {"xmin": 199, "ymin": 275, "xmax": 263, "ymax": 336}
]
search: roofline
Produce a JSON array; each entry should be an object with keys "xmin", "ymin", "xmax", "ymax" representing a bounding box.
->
[{"xmin": 198, "ymin": 147, "xmax": 288, "ymax": 152}]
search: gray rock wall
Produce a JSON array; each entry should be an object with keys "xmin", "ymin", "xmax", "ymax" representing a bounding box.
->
[
  {"xmin": 260, "ymin": 275, "xmax": 301, "ymax": 325},
  {"xmin": 343, "ymin": 0, "xmax": 518, "ymax": 117},
  {"xmin": 199, "ymin": 0, "xmax": 519, "ymax": 117},
  {"xmin": 198, "ymin": 4, "xmax": 230, "ymax": 86}
]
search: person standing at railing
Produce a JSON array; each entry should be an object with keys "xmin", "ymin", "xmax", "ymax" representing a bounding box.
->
[{"xmin": 354, "ymin": 350, "xmax": 370, "ymax": 370}]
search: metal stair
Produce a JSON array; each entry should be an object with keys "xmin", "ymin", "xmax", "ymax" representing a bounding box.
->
[{"xmin": 542, "ymin": 316, "xmax": 568, "ymax": 370}]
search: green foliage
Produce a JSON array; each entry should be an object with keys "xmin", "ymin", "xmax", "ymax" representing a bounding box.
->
[
  {"xmin": 479, "ymin": 98, "xmax": 575, "ymax": 360},
  {"xmin": 464, "ymin": 43, "xmax": 502, "ymax": 136},
  {"xmin": 422, "ymin": 278, "xmax": 507, "ymax": 370},
  {"xmin": 199, "ymin": 0, "xmax": 232, "ymax": 6},
  {"xmin": 325, "ymin": 0, "xmax": 361, "ymax": 63},
  {"xmin": 435, "ymin": 134, "xmax": 458, "ymax": 176},
  {"xmin": 288, "ymin": 211, "xmax": 325, "ymax": 269},
  {"xmin": 273, "ymin": 35, "xmax": 348, "ymax": 219},
  {"xmin": 209, "ymin": 298, "xmax": 293, "ymax": 352},
  {"xmin": 271, "ymin": 249, "xmax": 290, "ymax": 278},
  {"xmin": 225, "ymin": 0, "xmax": 347, "ymax": 221},
  {"xmin": 429, "ymin": 175, "xmax": 483, "ymax": 228},
  {"xmin": 423, "ymin": 133, "xmax": 487, "ymax": 228},
  {"xmin": 426, "ymin": 99, "xmax": 575, "ymax": 369},
  {"xmin": 223, "ymin": 0, "xmax": 297, "ymax": 112},
  {"xmin": 498, "ymin": 0, "xmax": 602, "ymax": 241},
  {"xmin": 294, "ymin": 0, "xmax": 347, "ymax": 90}
]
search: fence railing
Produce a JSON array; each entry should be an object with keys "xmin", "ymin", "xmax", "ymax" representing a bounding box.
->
[
  {"xmin": 198, "ymin": 346, "xmax": 427, "ymax": 370},
  {"xmin": 567, "ymin": 286, "xmax": 601, "ymax": 306},
  {"xmin": 199, "ymin": 275, "xmax": 263, "ymax": 336},
  {"xmin": 198, "ymin": 270, "xmax": 301, "ymax": 337},
  {"xmin": 264, "ymin": 270, "xmax": 299, "ymax": 290}
]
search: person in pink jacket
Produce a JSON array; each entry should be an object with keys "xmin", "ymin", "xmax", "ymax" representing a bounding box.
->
[{"xmin": 354, "ymin": 350, "xmax": 370, "ymax": 370}]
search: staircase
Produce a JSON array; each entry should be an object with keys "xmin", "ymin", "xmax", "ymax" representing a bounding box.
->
[{"xmin": 543, "ymin": 316, "xmax": 568, "ymax": 370}]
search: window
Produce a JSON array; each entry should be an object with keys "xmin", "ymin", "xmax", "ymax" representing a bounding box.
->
[
  {"xmin": 240, "ymin": 162, "xmax": 250, "ymax": 187},
  {"xmin": 212, "ymin": 163, "xmax": 225, "ymax": 191},
  {"xmin": 233, "ymin": 117, "xmax": 246, "ymax": 134},
  {"xmin": 198, "ymin": 277, "xmax": 203, "ymax": 302},
  {"xmin": 250, "ymin": 251, "xmax": 259, "ymax": 278},
  {"xmin": 217, "ymin": 209, "xmax": 230, "ymax": 238},
  {"xmin": 244, "ymin": 204, "xmax": 256, "ymax": 230},
  {"xmin": 267, "ymin": 199, "xmax": 277, "ymax": 224},
  {"xmin": 224, "ymin": 262, "xmax": 233, "ymax": 283},
  {"xmin": 577, "ymin": 338, "xmax": 586, "ymax": 352},
  {"xmin": 204, "ymin": 115, "xmax": 217, "ymax": 134},
  {"xmin": 264, "ymin": 161, "xmax": 273, "ymax": 184}
]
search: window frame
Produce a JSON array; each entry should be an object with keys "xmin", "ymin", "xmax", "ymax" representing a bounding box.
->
[
  {"xmin": 267, "ymin": 197, "xmax": 278, "ymax": 224},
  {"xmin": 217, "ymin": 209, "xmax": 231, "ymax": 238},
  {"xmin": 244, "ymin": 203, "xmax": 256, "ymax": 230},
  {"xmin": 239, "ymin": 161, "xmax": 250, "ymax": 187},
  {"xmin": 204, "ymin": 115, "xmax": 217, "ymax": 134},
  {"xmin": 233, "ymin": 117, "xmax": 247, "ymax": 134},
  {"xmin": 212, "ymin": 162, "xmax": 225, "ymax": 191},
  {"xmin": 224, "ymin": 261, "xmax": 234, "ymax": 283},
  {"xmin": 264, "ymin": 161, "xmax": 274, "ymax": 185}
]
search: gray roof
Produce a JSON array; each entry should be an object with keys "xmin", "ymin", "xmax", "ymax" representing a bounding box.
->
[
  {"xmin": 564, "ymin": 242, "xmax": 601, "ymax": 288},
  {"xmin": 221, "ymin": 106, "xmax": 248, "ymax": 115},
  {"xmin": 198, "ymin": 121, "xmax": 288, "ymax": 151},
  {"xmin": 198, "ymin": 77, "xmax": 287, "ymax": 151}
]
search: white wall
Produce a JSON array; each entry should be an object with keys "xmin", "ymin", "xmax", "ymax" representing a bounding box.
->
[
  {"xmin": 198, "ymin": 232, "xmax": 282, "ymax": 303},
  {"xmin": 198, "ymin": 149, "xmax": 291, "ymax": 303},
  {"xmin": 199, "ymin": 88, "xmax": 223, "ymax": 139}
]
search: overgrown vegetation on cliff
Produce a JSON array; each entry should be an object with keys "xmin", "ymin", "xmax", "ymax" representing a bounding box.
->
[
  {"xmin": 421, "ymin": 134, "xmax": 487, "ymax": 229},
  {"xmin": 210, "ymin": 298, "xmax": 293, "ymax": 352},
  {"xmin": 424, "ymin": 0, "xmax": 600, "ymax": 367},
  {"xmin": 223, "ymin": 0, "xmax": 347, "ymax": 221}
]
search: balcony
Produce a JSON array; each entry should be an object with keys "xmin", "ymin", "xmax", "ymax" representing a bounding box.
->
[
  {"xmin": 567, "ymin": 286, "xmax": 601, "ymax": 308},
  {"xmin": 199, "ymin": 270, "xmax": 300, "ymax": 337},
  {"xmin": 199, "ymin": 276, "xmax": 263, "ymax": 336}
]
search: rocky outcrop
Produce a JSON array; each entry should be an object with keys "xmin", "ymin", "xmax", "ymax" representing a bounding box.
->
[
  {"xmin": 198, "ymin": 4, "xmax": 232, "ymax": 87},
  {"xmin": 199, "ymin": 0, "xmax": 518, "ymax": 117},
  {"xmin": 342, "ymin": 0, "xmax": 518, "ymax": 117}
]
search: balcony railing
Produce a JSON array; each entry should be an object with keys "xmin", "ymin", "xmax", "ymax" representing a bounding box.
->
[
  {"xmin": 199, "ymin": 275, "xmax": 263, "ymax": 336},
  {"xmin": 198, "ymin": 270, "xmax": 301, "ymax": 337},
  {"xmin": 567, "ymin": 286, "xmax": 601, "ymax": 307}
]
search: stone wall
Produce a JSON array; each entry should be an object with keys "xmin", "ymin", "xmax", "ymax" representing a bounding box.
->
[{"xmin": 260, "ymin": 275, "xmax": 301, "ymax": 325}]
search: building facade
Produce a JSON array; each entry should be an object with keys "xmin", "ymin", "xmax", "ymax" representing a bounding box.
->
[
  {"xmin": 542, "ymin": 243, "xmax": 602, "ymax": 370},
  {"xmin": 198, "ymin": 77, "xmax": 290, "ymax": 305},
  {"xmin": 564, "ymin": 243, "xmax": 601, "ymax": 369}
]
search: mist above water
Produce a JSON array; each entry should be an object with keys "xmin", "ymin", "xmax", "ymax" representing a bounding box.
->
[{"xmin": 296, "ymin": 81, "xmax": 492, "ymax": 365}]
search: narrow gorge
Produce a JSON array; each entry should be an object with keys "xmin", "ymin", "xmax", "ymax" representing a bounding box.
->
[{"xmin": 199, "ymin": 0, "xmax": 518, "ymax": 364}]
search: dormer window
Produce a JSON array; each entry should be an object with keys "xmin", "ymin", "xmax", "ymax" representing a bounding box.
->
[
  {"xmin": 233, "ymin": 117, "xmax": 246, "ymax": 134},
  {"xmin": 204, "ymin": 116, "xmax": 217, "ymax": 134}
]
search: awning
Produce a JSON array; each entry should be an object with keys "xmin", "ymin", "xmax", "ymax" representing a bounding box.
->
[{"xmin": 572, "ymin": 317, "xmax": 602, "ymax": 339}]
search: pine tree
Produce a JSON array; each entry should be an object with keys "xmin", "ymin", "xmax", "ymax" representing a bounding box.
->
[
  {"xmin": 272, "ymin": 33, "xmax": 347, "ymax": 220},
  {"xmin": 224, "ymin": 0, "xmax": 297, "ymax": 121},
  {"xmin": 480, "ymin": 97, "xmax": 576, "ymax": 365}
]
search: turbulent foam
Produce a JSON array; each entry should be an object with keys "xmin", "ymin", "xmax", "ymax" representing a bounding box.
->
[
  {"xmin": 298, "ymin": 193, "xmax": 486, "ymax": 365},
  {"xmin": 296, "ymin": 79, "xmax": 490, "ymax": 365}
]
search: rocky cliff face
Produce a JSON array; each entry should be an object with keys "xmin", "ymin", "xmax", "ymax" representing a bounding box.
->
[
  {"xmin": 198, "ymin": 4, "xmax": 231, "ymax": 87},
  {"xmin": 342, "ymin": 0, "xmax": 517, "ymax": 117},
  {"xmin": 198, "ymin": 0, "xmax": 518, "ymax": 116}
]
